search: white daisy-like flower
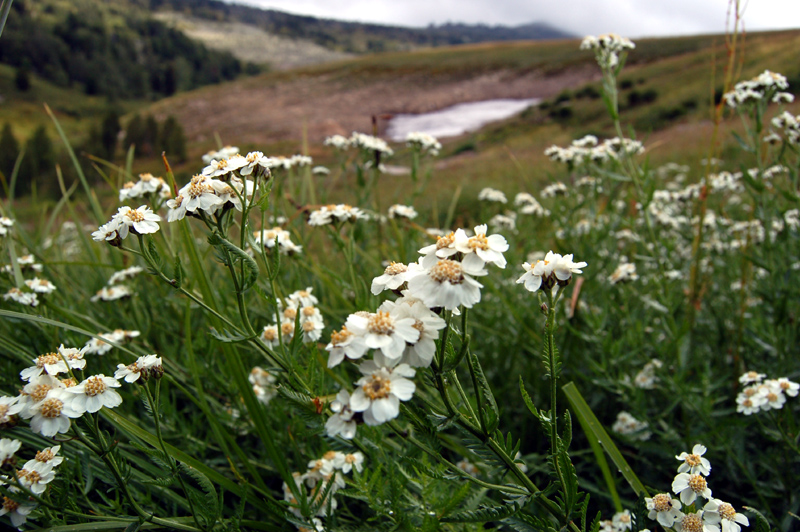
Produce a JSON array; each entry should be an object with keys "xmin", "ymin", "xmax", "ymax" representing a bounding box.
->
[
  {"xmin": 325, "ymin": 326, "xmax": 368, "ymax": 368},
  {"xmin": 83, "ymin": 329, "xmax": 140, "ymax": 355},
  {"xmin": 646, "ymin": 493, "xmax": 683, "ymax": 527},
  {"xmin": 0, "ymin": 396, "xmax": 20, "ymax": 424},
  {"xmin": 379, "ymin": 298, "xmax": 445, "ymax": 368},
  {"xmin": 260, "ymin": 325, "xmax": 280, "ymax": 348},
  {"xmin": 111, "ymin": 205, "xmax": 161, "ymax": 239},
  {"xmin": 703, "ymin": 499, "xmax": 749, "ymax": 532},
  {"xmin": 0, "ymin": 486, "xmax": 36, "ymax": 528},
  {"xmin": 24, "ymin": 389, "xmax": 82, "ymax": 437},
  {"xmin": 760, "ymin": 387, "xmax": 786, "ymax": 410},
  {"xmin": 341, "ymin": 452, "xmax": 364, "ymax": 473},
  {"xmin": 0, "ymin": 216, "xmax": 14, "ymax": 237},
  {"xmin": 0, "ymin": 438, "xmax": 21, "ymax": 466},
  {"xmin": 676, "ymin": 444, "xmax": 711, "ymax": 475},
  {"xmin": 735, "ymin": 393, "xmax": 763, "ymax": 415},
  {"xmin": 406, "ymin": 131, "xmax": 441, "ymax": 155},
  {"xmin": 407, "ymin": 258, "xmax": 486, "ymax": 310},
  {"xmin": 371, "ymin": 262, "xmax": 418, "ymax": 295},
  {"xmin": 773, "ymin": 377, "xmax": 799, "ymax": 397},
  {"xmin": 178, "ymin": 175, "xmax": 226, "ymax": 215},
  {"xmin": 17, "ymin": 460, "xmax": 56, "ymax": 495},
  {"xmin": 202, "ymin": 154, "xmax": 247, "ymax": 178},
  {"xmin": 674, "ymin": 511, "xmax": 719, "ymax": 532},
  {"xmin": 20, "ymin": 349, "xmax": 84, "ymax": 381},
  {"xmin": 477, "ymin": 187, "xmax": 507, "ymax": 203},
  {"xmin": 27, "ymin": 445, "xmax": 64, "ymax": 468},
  {"xmin": 249, "ymin": 367, "xmax": 277, "ymax": 405},
  {"xmin": 107, "ymin": 266, "xmax": 144, "ymax": 286},
  {"xmin": 673, "ymin": 472, "xmax": 712, "ymax": 505},
  {"xmin": 345, "ymin": 310, "xmax": 420, "ymax": 362},
  {"xmin": 65, "ymin": 375, "xmax": 123, "ymax": 414},
  {"xmin": 739, "ymin": 371, "xmax": 765, "ymax": 385},
  {"xmin": 3, "ymin": 287, "xmax": 38, "ymax": 307},
  {"xmin": 90, "ymin": 285, "xmax": 133, "ymax": 302},
  {"xmin": 388, "ymin": 204, "xmax": 418, "ymax": 219},
  {"xmin": 612, "ymin": 510, "xmax": 633, "ymax": 531},
  {"xmin": 24, "ymin": 278, "xmax": 57, "ymax": 294},
  {"xmin": 418, "ymin": 231, "xmax": 459, "ymax": 264},
  {"xmin": 454, "ymin": 224, "xmax": 509, "ymax": 269},
  {"xmin": 92, "ymin": 221, "xmax": 120, "ymax": 242},
  {"xmin": 608, "ymin": 262, "xmax": 638, "ymax": 284},
  {"xmin": 114, "ymin": 355, "xmax": 162, "ymax": 383},
  {"xmin": 349, "ymin": 361, "xmax": 416, "ymax": 426},
  {"xmin": 517, "ymin": 250, "xmax": 560, "ymax": 292},
  {"xmin": 325, "ymin": 389, "xmax": 357, "ymax": 439}
]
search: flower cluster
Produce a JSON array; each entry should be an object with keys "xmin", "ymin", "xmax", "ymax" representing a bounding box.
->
[
  {"xmin": 723, "ymin": 70, "xmax": 792, "ymax": 109},
  {"xmin": 611, "ymin": 411, "xmax": 650, "ymax": 441},
  {"xmin": 249, "ymin": 367, "xmax": 277, "ymax": 405},
  {"xmin": 405, "ymin": 131, "xmax": 442, "ymax": 156},
  {"xmin": 608, "ymin": 261, "xmax": 638, "ymax": 284},
  {"xmin": 545, "ymin": 135, "xmax": 645, "ymax": 167},
  {"xmin": 283, "ymin": 450, "xmax": 365, "ymax": 522},
  {"xmin": 514, "ymin": 192, "xmax": 550, "ymax": 217},
  {"xmin": 83, "ymin": 329, "xmax": 141, "ymax": 355},
  {"xmin": 308, "ymin": 204, "xmax": 367, "ymax": 226},
  {"xmin": 251, "ymin": 226, "xmax": 303, "ymax": 255},
  {"xmin": 202, "ymin": 145, "xmax": 240, "ymax": 164},
  {"xmin": 769, "ymin": 111, "xmax": 800, "ymax": 145},
  {"xmin": 114, "ymin": 354, "xmax": 163, "ymax": 383},
  {"xmin": 0, "ymin": 216, "xmax": 14, "ymax": 237},
  {"xmin": 735, "ymin": 371, "xmax": 798, "ymax": 415},
  {"xmin": 580, "ymin": 33, "xmax": 635, "ymax": 69},
  {"xmin": 633, "ymin": 359, "xmax": 663, "ymax": 389},
  {"xmin": 477, "ymin": 187, "xmax": 507, "ymax": 203},
  {"xmin": 348, "ymin": 132, "xmax": 394, "ymax": 157},
  {"xmin": 517, "ymin": 250, "xmax": 587, "ymax": 293},
  {"xmin": 92, "ymin": 205, "xmax": 161, "ymax": 243},
  {"xmin": 642, "ymin": 445, "xmax": 749, "ymax": 532},
  {"xmin": 598, "ymin": 510, "xmax": 634, "ymax": 532},
  {"xmin": 166, "ymin": 171, "xmax": 256, "ymax": 223},
  {"xmin": 3, "ymin": 287, "xmax": 39, "ymax": 307},
  {"xmin": 387, "ymin": 204, "xmax": 418, "ymax": 220},
  {"xmin": 0, "ymin": 442, "xmax": 66, "ymax": 527},
  {"xmin": 119, "ymin": 173, "xmax": 171, "ymax": 202},
  {"xmin": 261, "ymin": 287, "xmax": 325, "ymax": 346}
]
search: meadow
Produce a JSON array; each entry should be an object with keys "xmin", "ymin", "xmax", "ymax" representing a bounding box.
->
[{"xmin": 0, "ymin": 16, "xmax": 799, "ymax": 532}]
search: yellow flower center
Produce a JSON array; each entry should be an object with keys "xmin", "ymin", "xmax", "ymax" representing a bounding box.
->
[
  {"xmin": 385, "ymin": 262, "xmax": 408, "ymax": 275},
  {"xmin": 36, "ymin": 353, "xmax": 60, "ymax": 368},
  {"xmin": 188, "ymin": 182, "xmax": 211, "ymax": 199},
  {"xmin": 685, "ymin": 454, "xmax": 701, "ymax": 467},
  {"xmin": 31, "ymin": 384, "xmax": 52, "ymax": 402},
  {"xmin": 345, "ymin": 454, "xmax": 357, "ymax": 464},
  {"xmin": 323, "ymin": 451, "xmax": 337, "ymax": 460},
  {"xmin": 652, "ymin": 493, "xmax": 673, "ymax": 512},
  {"xmin": 718, "ymin": 503, "xmax": 736, "ymax": 521},
  {"xmin": 284, "ymin": 308, "xmax": 297, "ymax": 320},
  {"xmin": 430, "ymin": 259, "xmax": 463, "ymax": 285},
  {"xmin": 2, "ymin": 496, "xmax": 19, "ymax": 512},
  {"xmin": 61, "ymin": 378, "xmax": 77, "ymax": 387},
  {"xmin": 368, "ymin": 311, "xmax": 394, "ymax": 335},
  {"xmin": 302, "ymin": 321, "xmax": 317, "ymax": 333},
  {"xmin": 330, "ymin": 328, "xmax": 352, "ymax": 345},
  {"xmin": 84, "ymin": 376, "xmax": 107, "ymax": 397},
  {"xmin": 125, "ymin": 208, "xmax": 145, "ymax": 223},
  {"xmin": 744, "ymin": 387, "xmax": 757, "ymax": 397},
  {"xmin": 688, "ymin": 474, "xmax": 707, "ymax": 493},
  {"xmin": 36, "ymin": 449, "xmax": 55, "ymax": 462},
  {"xmin": 767, "ymin": 392, "xmax": 778, "ymax": 402},
  {"xmin": 780, "ymin": 381, "xmax": 791, "ymax": 390},
  {"xmin": 467, "ymin": 233, "xmax": 490, "ymax": 251},
  {"xmin": 281, "ymin": 322, "xmax": 295, "ymax": 335},
  {"xmin": 363, "ymin": 375, "xmax": 392, "ymax": 400},
  {"xmin": 20, "ymin": 469, "xmax": 41, "ymax": 484},
  {"xmin": 681, "ymin": 513, "xmax": 703, "ymax": 532},
  {"xmin": 0, "ymin": 404, "xmax": 8, "ymax": 419},
  {"xmin": 302, "ymin": 306, "xmax": 316, "ymax": 316},
  {"xmin": 436, "ymin": 232, "xmax": 455, "ymax": 250}
]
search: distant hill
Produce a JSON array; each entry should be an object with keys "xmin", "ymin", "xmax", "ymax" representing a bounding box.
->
[{"xmin": 148, "ymin": 0, "xmax": 574, "ymax": 54}]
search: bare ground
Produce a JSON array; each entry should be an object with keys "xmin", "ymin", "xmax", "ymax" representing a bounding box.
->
[{"xmin": 150, "ymin": 65, "xmax": 600, "ymax": 148}]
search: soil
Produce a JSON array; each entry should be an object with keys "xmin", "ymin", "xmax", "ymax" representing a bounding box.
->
[{"xmin": 151, "ymin": 65, "xmax": 600, "ymax": 148}]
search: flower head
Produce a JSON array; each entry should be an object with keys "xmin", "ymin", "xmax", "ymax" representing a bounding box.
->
[
  {"xmin": 349, "ymin": 361, "xmax": 416, "ymax": 426},
  {"xmin": 676, "ymin": 444, "xmax": 711, "ymax": 475}
]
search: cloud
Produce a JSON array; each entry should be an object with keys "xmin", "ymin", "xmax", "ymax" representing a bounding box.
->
[{"xmin": 226, "ymin": 0, "xmax": 800, "ymax": 37}]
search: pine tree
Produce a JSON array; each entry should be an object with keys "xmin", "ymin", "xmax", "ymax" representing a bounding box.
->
[
  {"xmin": 0, "ymin": 123, "xmax": 20, "ymax": 179},
  {"xmin": 161, "ymin": 116, "xmax": 187, "ymax": 163}
]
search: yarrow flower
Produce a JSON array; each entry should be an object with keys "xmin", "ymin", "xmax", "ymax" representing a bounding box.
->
[
  {"xmin": 65, "ymin": 375, "xmax": 123, "ymax": 414},
  {"xmin": 0, "ymin": 216, "xmax": 14, "ymax": 237},
  {"xmin": 119, "ymin": 173, "xmax": 170, "ymax": 202},
  {"xmin": 646, "ymin": 493, "xmax": 683, "ymax": 528},
  {"xmin": 388, "ymin": 204, "xmax": 418, "ymax": 220},
  {"xmin": 672, "ymin": 472, "xmax": 712, "ymax": 505},
  {"xmin": 477, "ymin": 187, "xmax": 507, "ymax": 203},
  {"xmin": 405, "ymin": 131, "xmax": 441, "ymax": 156},
  {"xmin": 325, "ymin": 389, "xmax": 357, "ymax": 439},
  {"xmin": 703, "ymin": 499, "xmax": 749, "ymax": 532},
  {"xmin": 517, "ymin": 251, "xmax": 587, "ymax": 292},
  {"xmin": 580, "ymin": 33, "xmax": 635, "ymax": 69},
  {"xmin": 676, "ymin": 444, "xmax": 711, "ymax": 475},
  {"xmin": 308, "ymin": 204, "xmax": 367, "ymax": 226},
  {"xmin": 114, "ymin": 354, "xmax": 163, "ymax": 383},
  {"xmin": 349, "ymin": 361, "xmax": 416, "ymax": 426},
  {"xmin": 3, "ymin": 287, "xmax": 38, "ymax": 307}
]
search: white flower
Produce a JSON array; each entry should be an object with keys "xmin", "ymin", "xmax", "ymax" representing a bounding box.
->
[
  {"xmin": 674, "ymin": 511, "xmax": 719, "ymax": 532},
  {"xmin": 477, "ymin": 187, "xmax": 507, "ymax": 203},
  {"xmin": 676, "ymin": 444, "xmax": 711, "ymax": 475},
  {"xmin": 114, "ymin": 355, "xmax": 162, "ymax": 383},
  {"xmin": 672, "ymin": 472, "xmax": 712, "ymax": 505},
  {"xmin": 612, "ymin": 510, "xmax": 633, "ymax": 531},
  {"xmin": 90, "ymin": 285, "xmax": 133, "ymax": 302},
  {"xmin": 517, "ymin": 250, "xmax": 568, "ymax": 292},
  {"xmin": 406, "ymin": 131, "xmax": 441, "ymax": 155},
  {"xmin": 738, "ymin": 371, "xmax": 765, "ymax": 385},
  {"xmin": 112, "ymin": 205, "xmax": 161, "ymax": 239},
  {"xmin": 774, "ymin": 377, "xmax": 799, "ymax": 397},
  {"xmin": 250, "ymin": 367, "xmax": 278, "ymax": 405},
  {"xmin": 0, "ymin": 486, "xmax": 36, "ymax": 528},
  {"xmin": 83, "ymin": 329, "xmax": 140, "ymax": 355},
  {"xmin": 65, "ymin": 375, "xmax": 123, "ymax": 414},
  {"xmin": 379, "ymin": 297, "xmax": 445, "ymax": 368},
  {"xmin": 341, "ymin": 452, "xmax": 364, "ymax": 473},
  {"xmin": 345, "ymin": 310, "xmax": 420, "ymax": 362},
  {"xmin": 349, "ymin": 361, "xmax": 416, "ymax": 426},
  {"xmin": 0, "ymin": 396, "xmax": 19, "ymax": 425},
  {"xmin": 108, "ymin": 266, "xmax": 144, "ymax": 286},
  {"xmin": 611, "ymin": 411, "xmax": 650, "ymax": 440},
  {"xmin": 371, "ymin": 262, "xmax": 418, "ymax": 295},
  {"xmin": 24, "ymin": 278, "xmax": 57, "ymax": 294},
  {"xmin": 703, "ymin": 499, "xmax": 749, "ymax": 532},
  {"xmin": 325, "ymin": 389, "xmax": 357, "ymax": 439},
  {"xmin": 0, "ymin": 438, "xmax": 21, "ymax": 466},
  {"xmin": 388, "ymin": 204, "xmax": 418, "ymax": 219},
  {"xmin": 20, "ymin": 348, "xmax": 84, "ymax": 381},
  {"xmin": 3, "ymin": 288, "xmax": 38, "ymax": 307},
  {"xmin": 418, "ymin": 231, "xmax": 458, "ymax": 263},
  {"xmin": 646, "ymin": 492, "xmax": 683, "ymax": 528},
  {"xmin": 407, "ymin": 258, "xmax": 485, "ymax": 310},
  {"xmin": 454, "ymin": 224, "xmax": 509, "ymax": 269},
  {"xmin": 92, "ymin": 221, "xmax": 120, "ymax": 242},
  {"xmin": 609, "ymin": 262, "xmax": 638, "ymax": 284},
  {"xmin": 17, "ymin": 460, "xmax": 56, "ymax": 495},
  {"xmin": 24, "ymin": 389, "xmax": 82, "ymax": 437},
  {"xmin": 325, "ymin": 326, "xmax": 368, "ymax": 368},
  {"xmin": 260, "ymin": 325, "xmax": 280, "ymax": 348},
  {"xmin": 27, "ymin": 445, "xmax": 64, "ymax": 468},
  {"xmin": 202, "ymin": 154, "xmax": 247, "ymax": 178},
  {"xmin": 0, "ymin": 216, "xmax": 14, "ymax": 237}
]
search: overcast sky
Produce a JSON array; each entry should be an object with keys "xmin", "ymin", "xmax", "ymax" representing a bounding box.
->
[{"xmin": 225, "ymin": 0, "xmax": 800, "ymax": 38}]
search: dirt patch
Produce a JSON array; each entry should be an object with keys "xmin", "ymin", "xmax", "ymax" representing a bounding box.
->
[{"xmin": 151, "ymin": 65, "xmax": 599, "ymax": 147}]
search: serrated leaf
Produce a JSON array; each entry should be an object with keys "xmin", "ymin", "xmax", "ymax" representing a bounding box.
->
[
  {"xmin": 208, "ymin": 327, "xmax": 256, "ymax": 343},
  {"xmin": 503, "ymin": 513, "xmax": 557, "ymax": 532},
  {"xmin": 442, "ymin": 335, "xmax": 470, "ymax": 372},
  {"xmin": 173, "ymin": 254, "xmax": 185, "ymax": 289},
  {"xmin": 179, "ymin": 462, "xmax": 219, "ymax": 526},
  {"xmin": 744, "ymin": 506, "xmax": 772, "ymax": 532},
  {"xmin": 143, "ymin": 475, "xmax": 175, "ymax": 487},
  {"xmin": 519, "ymin": 376, "xmax": 539, "ymax": 418},
  {"xmin": 147, "ymin": 238, "xmax": 163, "ymax": 270},
  {"xmin": 440, "ymin": 496, "xmax": 528, "ymax": 523},
  {"xmin": 467, "ymin": 352, "xmax": 499, "ymax": 434}
]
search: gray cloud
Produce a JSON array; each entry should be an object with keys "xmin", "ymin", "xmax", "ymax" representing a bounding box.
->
[{"xmin": 226, "ymin": 0, "xmax": 800, "ymax": 37}]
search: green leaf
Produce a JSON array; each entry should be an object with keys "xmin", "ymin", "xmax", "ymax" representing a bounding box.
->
[
  {"xmin": 519, "ymin": 376, "xmax": 539, "ymax": 418},
  {"xmin": 442, "ymin": 335, "xmax": 470, "ymax": 372},
  {"xmin": 173, "ymin": 254, "xmax": 185, "ymax": 289},
  {"xmin": 466, "ymin": 351, "xmax": 499, "ymax": 434},
  {"xmin": 208, "ymin": 327, "xmax": 257, "ymax": 343},
  {"xmin": 744, "ymin": 506, "xmax": 772, "ymax": 532},
  {"xmin": 562, "ymin": 382, "xmax": 648, "ymax": 498},
  {"xmin": 179, "ymin": 461, "xmax": 220, "ymax": 527},
  {"xmin": 440, "ymin": 495, "xmax": 528, "ymax": 523},
  {"xmin": 207, "ymin": 230, "xmax": 260, "ymax": 292}
]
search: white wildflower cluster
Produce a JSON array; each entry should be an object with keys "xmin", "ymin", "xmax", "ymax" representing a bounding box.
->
[
  {"xmin": 640, "ymin": 445, "xmax": 749, "ymax": 532},
  {"xmin": 541, "ymin": 182, "xmax": 568, "ymax": 198},
  {"xmin": 283, "ymin": 450, "xmax": 365, "ymax": 521},
  {"xmin": 202, "ymin": 145, "xmax": 240, "ymax": 165},
  {"xmin": 262, "ymin": 154, "xmax": 313, "ymax": 171},
  {"xmin": 308, "ymin": 204, "xmax": 367, "ymax": 226},
  {"xmin": 92, "ymin": 205, "xmax": 161, "ymax": 243},
  {"xmin": 0, "ymin": 216, "xmax": 14, "ymax": 237},
  {"xmin": 252, "ymin": 226, "xmax": 303, "ymax": 255},
  {"xmin": 634, "ymin": 358, "xmax": 663, "ymax": 389},
  {"xmin": 3, "ymin": 287, "xmax": 39, "ymax": 307},
  {"xmin": 387, "ymin": 204, "xmax": 418, "ymax": 220},
  {"xmin": 608, "ymin": 261, "xmax": 638, "ymax": 284},
  {"xmin": 405, "ymin": 131, "xmax": 442, "ymax": 156},
  {"xmin": 723, "ymin": 70, "xmax": 792, "ymax": 109},
  {"xmin": 517, "ymin": 250, "xmax": 587, "ymax": 293},
  {"xmin": 611, "ymin": 411, "xmax": 650, "ymax": 441},
  {"xmin": 580, "ymin": 33, "xmax": 635, "ymax": 69},
  {"xmin": 348, "ymin": 132, "xmax": 394, "ymax": 157},
  {"xmin": 119, "ymin": 173, "xmax": 171, "ymax": 202},
  {"xmin": 514, "ymin": 192, "xmax": 550, "ymax": 217},
  {"xmin": 167, "ymin": 171, "xmax": 255, "ymax": 223},
  {"xmin": 769, "ymin": 111, "xmax": 800, "ymax": 145},
  {"xmin": 478, "ymin": 187, "xmax": 507, "ymax": 203},
  {"xmin": 545, "ymin": 135, "xmax": 644, "ymax": 166},
  {"xmin": 735, "ymin": 371, "xmax": 798, "ymax": 415},
  {"xmin": 323, "ymin": 134, "xmax": 350, "ymax": 150},
  {"xmin": 312, "ymin": 166, "xmax": 330, "ymax": 175},
  {"xmin": 249, "ymin": 367, "xmax": 277, "ymax": 405},
  {"xmin": 488, "ymin": 211, "xmax": 517, "ymax": 232},
  {"xmin": 597, "ymin": 510, "xmax": 634, "ymax": 532},
  {"xmin": 107, "ymin": 266, "xmax": 144, "ymax": 286},
  {"xmin": 0, "ymin": 442, "xmax": 68, "ymax": 527},
  {"xmin": 261, "ymin": 287, "xmax": 325, "ymax": 347},
  {"xmin": 2, "ymin": 253, "xmax": 55, "ymax": 303},
  {"xmin": 114, "ymin": 354, "xmax": 162, "ymax": 383},
  {"xmin": 88, "ymin": 266, "xmax": 144, "ymax": 303},
  {"xmin": 83, "ymin": 329, "xmax": 141, "ymax": 356}
]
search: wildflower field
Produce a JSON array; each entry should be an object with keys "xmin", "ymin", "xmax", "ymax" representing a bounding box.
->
[{"xmin": 1, "ymin": 18, "xmax": 800, "ymax": 532}]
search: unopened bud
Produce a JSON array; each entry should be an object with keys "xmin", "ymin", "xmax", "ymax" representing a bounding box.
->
[{"xmin": 540, "ymin": 303, "xmax": 548, "ymax": 315}]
